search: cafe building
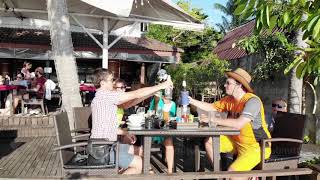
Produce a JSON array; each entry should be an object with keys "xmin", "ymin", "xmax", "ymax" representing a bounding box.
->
[{"xmin": 0, "ymin": 19, "xmax": 183, "ymax": 87}]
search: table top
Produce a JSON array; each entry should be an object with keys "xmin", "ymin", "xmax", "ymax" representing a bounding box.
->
[
  {"xmin": 0, "ymin": 85, "xmax": 24, "ymax": 91},
  {"xmin": 79, "ymin": 84, "xmax": 96, "ymax": 92},
  {"xmin": 128, "ymin": 126, "xmax": 240, "ymax": 136}
]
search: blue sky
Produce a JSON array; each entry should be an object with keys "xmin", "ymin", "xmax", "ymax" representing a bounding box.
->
[{"xmin": 173, "ymin": 0, "xmax": 228, "ymax": 28}]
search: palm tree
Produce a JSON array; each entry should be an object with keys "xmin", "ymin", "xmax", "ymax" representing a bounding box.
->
[
  {"xmin": 47, "ymin": 0, "xmax": 83, "ymax": 130},
  {"xmin": 214, "ymin": 0, "xmax": 249, "ymax": 33}
]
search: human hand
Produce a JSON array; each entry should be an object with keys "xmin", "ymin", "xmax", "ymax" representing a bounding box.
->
[
  {"xmin": 162, "ymin": 75, "xmax": 173, "ymax": 89},
  {"xmin": 200, "ymin": 113, "xmax": 209, "ymax": 123},
  {"xmin": 126, "ymin": 134, "xmax": 137, "ymax": 144}
]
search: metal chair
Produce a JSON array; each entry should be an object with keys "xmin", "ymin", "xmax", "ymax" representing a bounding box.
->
[
  {"xmin": 21, "ymin": 92, "xmax": 47, "ymax": 114},
  {"xmin": 260, "ymin": 112, "xmax": 306, "ymax": 180},
  {"xmin": 53, "ymin": 112, "xmax": 119, "ymax": 177}
]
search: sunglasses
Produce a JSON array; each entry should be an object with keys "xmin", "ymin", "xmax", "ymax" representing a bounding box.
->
[
  {"xmin": 272, "ymin": 104, "xmax": 284, "ymax": 108},
  {"xmin": 225, "ymin": 81, "xmax": 238, "ymax": 86}
]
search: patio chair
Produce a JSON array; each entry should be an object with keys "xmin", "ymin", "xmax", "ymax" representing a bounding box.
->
[
  {"xmin": 259, "ymin": 112, "xmax": 306, "ymax": 179},
  {"xmin": 53, "ymin": 112, "xmax": 119, "ymax": 177},
  {"xmin": 21, "ymin": 95, "xmax": 47, "ymax": 114},
  {"xmin": 72, "ymin": 107, "xmax": 92, "ymax": 134}
]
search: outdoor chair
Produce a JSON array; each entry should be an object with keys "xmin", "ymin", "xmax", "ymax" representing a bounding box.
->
[
  {"xmin": 72, "ymin": 107, "xmax": 92, "ymax": 134},
  {"xmin": 21, "ymin": 91, "xmax": 47, "ymax": 114},
  {"xmin": 53, "ymin": 112, "xmax": 119, "ymax": 177},
  {"xmin": 259, "ymin": 111, "xmax": 306, "ymax": 180}
]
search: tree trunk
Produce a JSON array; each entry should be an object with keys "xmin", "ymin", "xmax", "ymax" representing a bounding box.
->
[
  {"xmin": 47, "ymin": 0, "xmax": 83, "ymax": 130},
  {"xmin": 288, "ymin": 23, "xmax": 308, "ymax": 114}
]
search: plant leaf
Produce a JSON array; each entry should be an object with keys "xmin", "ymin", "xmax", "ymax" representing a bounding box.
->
[
  {"xmin": 234, "ymin": 4, "xmax": 246, "ymax": 15},
  {"xmin": 296, "ymin": 61, "xmax": 306, "ymax": 79},
  {"xmin": 284, "ymin": 56, "xmax": 302, "ymax": 74},
  {"xmin": 265, "ymin": 5, "xmax": 270, "ymax": 27},
  {"xmin": 283, "ymin": 12, "xmax": 290, "ymax": 25},
  {"xmin": 269, "ymin": 15, "xmax": 278, "ymax": 30},
  {"xmin": 312, "ymin": 18, "xmax": 320, "ymax": 40}
]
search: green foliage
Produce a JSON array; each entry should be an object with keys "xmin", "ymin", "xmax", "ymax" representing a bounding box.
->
[
  {"xmin": 166, "ymin": 54, "xmax": 230, "ymax": 98},
  {"xmin": 237, "ymin": 33, "xmax": 295, "ymax": 82},
  {"xmin": 234, "ymin": 0, "xmax": 320, "ymax": 84},
  {"xmin": 214, "ymin": 0, "xmax": 251, "ymax": 34},
  {"xmin": 300, "ymin": 156, "xmax": 320, "ymax": 167},
  {"xmin": 146, "ymin": 0, "xmax": 223, "ymax": 63},
  {"xmin": 303, "ymin": 135, "xmax": 310, "ymax": 144}
]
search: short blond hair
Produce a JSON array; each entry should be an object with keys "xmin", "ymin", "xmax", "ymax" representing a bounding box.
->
[{"xmin": 93, "ymin": 68, "xmax": 114, "ymax": 88}]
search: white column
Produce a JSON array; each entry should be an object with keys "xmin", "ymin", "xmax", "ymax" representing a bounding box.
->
[
  {"xmin": 103, "ymin": 18, "xmax": 109, "ymax": 68},
  {"xmin": 140, "ymin": 63, "xmax": 145, "ymax": 85}
]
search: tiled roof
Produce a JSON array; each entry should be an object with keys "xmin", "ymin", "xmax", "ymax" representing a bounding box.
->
[
  {"xmin": 0, "ymin": 27, "xmax": 183, "ymax": 53},
  {"xmin": 213, "ymin": 20, "xmax": 255, "ymax": 60}
]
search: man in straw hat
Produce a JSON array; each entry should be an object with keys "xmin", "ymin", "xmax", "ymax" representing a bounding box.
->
[{"xmin": 189, "ymin": 68, "xmax": 271, "ymax": 178}]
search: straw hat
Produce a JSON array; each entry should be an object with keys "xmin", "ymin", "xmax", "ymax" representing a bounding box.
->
[{"xmin": 225, "ymin": 68, "xmax": 253, "ymax": 93}]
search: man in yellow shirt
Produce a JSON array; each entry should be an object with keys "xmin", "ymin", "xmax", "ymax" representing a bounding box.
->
[{"xmin": 189, "ymin": 68, "xmax": 271, "ymax": 179}]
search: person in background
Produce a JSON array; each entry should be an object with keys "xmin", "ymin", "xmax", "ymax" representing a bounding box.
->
[
  {"xmin": 30, "ymin": 67, "xmax": 47, "ymax": 99},
  {"xmin": 90, "ymin": 68, "xmax": 173, "ymax": 174},
  {"xmin": 189, "ymin": 68, "xmax": 271, "ymax": 180},
  {"xmin": 21, "ymin": 61, "xmax": 32, "ymax": 80},
  {"xmin": 0, "ymin": 75, "xmax": 4, "ymax": 85},
  {"xmin": 266, "ymin": 98, "xmax": 287, "ymax": 132},
  {"xmin": 114, "ymin": 79, "xmax": 127, "ymax": 126},
  {"xmin": 148, "ymin": 91, "xmax": 176, "ymax": 174},
  {"xmin": 114, "ymin": 78, "xmax": 147, "ymax": 157}
]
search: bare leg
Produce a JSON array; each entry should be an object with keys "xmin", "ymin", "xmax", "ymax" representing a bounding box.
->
[
  {"xmin": 204, "ymin": 137, "xmax": 214, "ymax": 166},
  {"xmin": 164, "ymin": 137, "xmax": 174, "ymax": 174},
  {"xmin": 13, "ymin": 95, "xmax": 21, "ymax": 113},
  {"xmin": 122, "ymin": 155, "xmax": 142, "ymax": 174},
  {"xmin": 128, "ymin": 145, "xmax": 143, "ymax": 157}
]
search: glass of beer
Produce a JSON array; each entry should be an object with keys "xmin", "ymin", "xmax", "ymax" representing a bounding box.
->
[{"xmin": 163, "ymin": 111, "xmax": 170, "ymax": 124}]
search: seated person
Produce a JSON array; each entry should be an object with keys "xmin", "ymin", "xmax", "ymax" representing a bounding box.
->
[
  {"xmin": 30, "ymin": 67, "xmax": 47, "ymax": 99},
  {"xmin": 189, "ymin": 68, "xmax": 271, "ymax": 178},
  {"xmin": 13, "ymin": 67, "xmax": 46, "ymax": 113},
  {"xmin": 149, "ymin": 91, "xmax": 176, "ymax": 174},
  {"xmin": 266, "ymin": 98, "xmax": 287, "ymax": 132},
  {"xmin": 11, "ymin": 73, "xmax": 28, "ymax": 88},
  {"xmin": 90, "ymin": 68, "xmax": 172, "ymax": 174}
]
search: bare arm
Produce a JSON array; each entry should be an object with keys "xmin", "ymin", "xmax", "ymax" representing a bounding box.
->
[
  {"xmin": 118, "ymin": 78, "xmax": 172, "ymax": 105},
  {"xmin": 214, "ymin": 116, "xmax": 251, "ymax": 130},
  {"xmin": 119, "ymin": 94, "xmax": 153, "ymax": 109},
  {"xmin": 189, "ymin": 97, "xmax": 217, "ymax": 112}
]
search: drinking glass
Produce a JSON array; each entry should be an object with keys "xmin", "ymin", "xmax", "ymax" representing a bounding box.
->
[
  {"xmin": 208, "ymin": 111, "xmax": 218, "ymax": 127},
  {"xmin": 163, "ymin": 111, "xmax": 170, "ymax": 124}
]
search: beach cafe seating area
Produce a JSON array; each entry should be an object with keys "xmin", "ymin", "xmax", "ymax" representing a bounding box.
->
[
  {"xmin": 0, "ymin": 105, "xmax": 320, "ymax": 179},
  {"xmin": 0, "ymin": 73, "xmax": 319, "ymax": 179}
]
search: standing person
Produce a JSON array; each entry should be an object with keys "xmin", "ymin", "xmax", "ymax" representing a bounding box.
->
[
  {"xmin": 266, "ymin": 98, "xmax": 287, "ymax": 132},
  {"xmin": 148, "ymin": 92, "xmax": 176, "ymax": 174},
  {"xmin": 90, "ymin": 68, "xmax": 173, "ymax": 174},
  {"xmin": 21, "ymin": 61, "xmax": 32, "ymax": 80},
  {"xmin": 189, "ymin": 68, "xmax": 271, "ymax": 179}
]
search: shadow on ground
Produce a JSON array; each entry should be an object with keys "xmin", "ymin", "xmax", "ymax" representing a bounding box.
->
[{"xmin": 0, "ymin": 130, "xmax": 25, "ymax": 159}]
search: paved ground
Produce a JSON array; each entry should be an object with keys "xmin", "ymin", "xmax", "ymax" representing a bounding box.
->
[{"xmin": 300, "ymin": 143, "xmax": 320, "ymax": 163}]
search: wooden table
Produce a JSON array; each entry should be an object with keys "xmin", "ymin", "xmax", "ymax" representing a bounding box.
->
[{"xmin": 128, "ymin": 127, "xmax": 240, "ymax": 174}]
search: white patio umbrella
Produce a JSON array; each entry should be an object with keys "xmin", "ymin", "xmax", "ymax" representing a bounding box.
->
[
  {"xmin": 0, "ymin": 0, "xmax": 204, "ymax": 67},
  {"xmin": 0, "ymin": 0, "xmax": 204, "ymax": 32},
  {"xmin": 0, "ymin": 0, "xmax": 204, "ymax": 129}
]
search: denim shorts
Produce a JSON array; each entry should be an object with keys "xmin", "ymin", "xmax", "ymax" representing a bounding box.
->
[{"xmin": 110, "ymin": 143, "xmax": 134, "ymax": 169}]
